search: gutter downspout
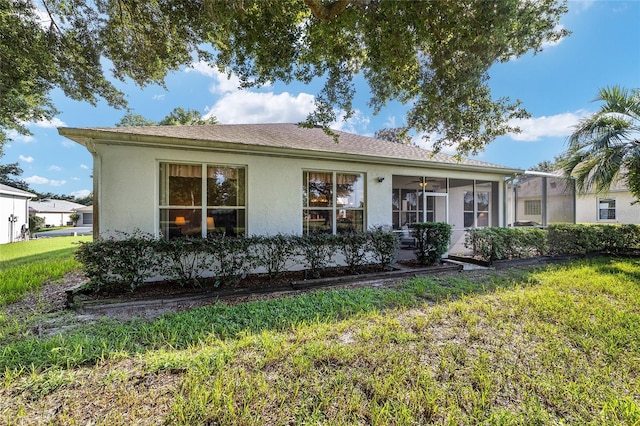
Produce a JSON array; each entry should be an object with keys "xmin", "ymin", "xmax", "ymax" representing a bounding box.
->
[{"xmin": 85, "ymin": 139, "xmax": 99, "ymax": 240}]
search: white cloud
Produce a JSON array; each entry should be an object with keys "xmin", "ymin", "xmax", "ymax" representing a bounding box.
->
[
  {"xmin": 61, "ymin": 140, "xmax": 75, "ymax": 148},
  {"xmin": 187, "ymin": 61, "xmax": 219, "ymax": 78},
  {"xmin": 80, "ymin": 164, "xmax": 90, "ymax": 170},
  {"xmin": 23, "ymin": 175, "xmax": 50, "ymax": 185},
  {"xmin": 187, "ymin": 61, "xmax": 243, "ymax": 94},
  {"xmin": 70, "ymin": 189, "xmax": 91, "ymax": 198},
  {"xmin": 23, "ymin": 175, "xmax": 66, "ymax": 186},
  {"xmin": 152, "ymin": 94, "xmax": 166, "ymax": 101},
  {"xmin": 572, "ymin": 0, "xmax": 596, "ymax": 13},
  {"xmin": 31, "ymin": 117, "xmax": 66, "ymax": 128},
  {"xmin": 193, "ymin": 61, "xmax": 369, "ymax": 132},
  {"xmin": 330, "ymin": 109, "xmax": 371, "ymax": 134},
  {"xmin": 540, "ymin": 24, "xmax": 567, "ymax": 49},
  {"xmin": 508, "ymin": 110, "xmax": 589, "ymax": 141},
  {"xmin": 207, "ymin": 91, "xmax": 315, "ymax": 124},
  {"xmin": 414, "ymin": 132, "xmax": 460, "ymax": 156},
  {"xmin": 19, "ymin": 155, "xmax": 34, "ymax": 163},
  {"xmin": 49, "ymin": 165, "xmax": 62, "ymax": 172},
  {"xmin": 6, "ymin": 130, "xmax": 34, "ymax": 143}
]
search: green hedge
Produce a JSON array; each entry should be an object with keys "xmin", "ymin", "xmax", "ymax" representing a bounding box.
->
[
  {"xmin": 465, "ymin": 227, "xmax": 547, "ymax": 262},
  {"xmin": 76, "ymin": 230, "xmax": 400, "ymax": 292},
  {"xmin": 466, "ymin": 224, "xmax": 640, "ymax": 262},
  {"xmin": 411, "ymin": 222, "xmax": 452, "ymax": 265},
  {"xmin": 547, "ymin": 224, "xmax": 640, "ymax": 255}
]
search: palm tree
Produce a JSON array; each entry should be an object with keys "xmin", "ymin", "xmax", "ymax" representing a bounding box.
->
[{"xmin": 562, "ymin": 86, "xmax": 640, "ymax": 202}]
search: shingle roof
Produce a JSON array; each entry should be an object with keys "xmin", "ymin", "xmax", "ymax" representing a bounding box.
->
[
  {"xmin": 29, "ymin": 199, "xmax": 86, "ymax": 213},
  {"xmin": 0, "ymin": 183, "xmax": 36, "ymax": 198},
  {"xmin": 59, "ymin": 123, "xmax": 521, "ymax": 173}
]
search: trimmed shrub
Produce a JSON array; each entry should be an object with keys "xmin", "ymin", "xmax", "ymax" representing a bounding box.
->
[
  {"xmin": 465, "ymin": 227, "xmax": 548, "ymax": 262},
  {"xmin": 76, "ymin": 231, "xmax": 159, "ymax": 291},
  {"xmin": 29, "ymin": 215, "xmax": 45, "ymax": 233},
  {"xmin": 155, "ymin": 237, "xmax": 210, "ymax": 287},
  {"xmin": 547, "ymin": 224, "xmax": 603, "ymax": 255},
  {"xmin": 547, "ymin": 223, "xmax": 640, "ymax": 255},
  {"xmin": 205, "ymin": 235, "xmax": 256, "ymax": 286},
  {"xmin": 368, "ymin": 228, "xmax": 398, "ymax": 270},
  {"xmin": 412, "ymin": 222, "xmax": 452, "ymax": 265},
  {"xmin": 338, "ymin": 231, "xmax": 370, "ymax": 272},
  {"xmin": 253, "ymin": 234, "xmax": 297, "ymax": 279},
  {"xmin": 296, "ymin": 233, "xmax": 339, "ymax": 278}
]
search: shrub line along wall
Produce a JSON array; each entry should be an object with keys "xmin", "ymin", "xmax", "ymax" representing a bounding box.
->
[
  {"xmin": 465, "ymin": 223, "xmax": 640, "ymax": 263},
  {"xmin": 76, "ymin": 225, "xmax": 454, "ymax": 293},
  {"xmin": 76, "ymin": 224, "xmax": 640, "ymax": 292},
  {"xmin": 76, "ymin": 230, "xmax": 400, "ymax": 292}
]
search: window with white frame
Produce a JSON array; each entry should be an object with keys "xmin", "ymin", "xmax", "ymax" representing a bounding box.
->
[
  {"xmin": 159, "ymin": 163, "xmax": 246, "ymax": 239},
  {"xmin": 598, "ymin": 198, "xmax": 616, "ymax": 220},
  {"xmin": 303, "ymin": 171, "xmax": 365, "ymax": 234}
]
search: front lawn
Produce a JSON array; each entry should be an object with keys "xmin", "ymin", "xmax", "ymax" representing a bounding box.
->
[
  {"xmin": 0, "ymin": 236, "xmax": 91, "ymax": 305},
  {"xmin": 1, "ymin": 257, "xmax": 638, "ymax": 424}
]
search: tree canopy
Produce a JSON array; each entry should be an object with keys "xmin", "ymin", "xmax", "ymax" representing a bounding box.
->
[
  {"xmin": 1, "ymin": 0, "xmax": 568, "ymax": 155},
  {"xmin": 116, "ymin": 107, "xmax": 218, "ymax": 127},
  {"xmin": 561, "ymin": 86, "xmax": 640, "ymax": 202}
]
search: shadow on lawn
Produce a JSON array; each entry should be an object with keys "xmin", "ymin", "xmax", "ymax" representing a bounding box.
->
[
  {"xmin": 592, "ymin": 256, "xmax": 640, "ymax": 283},
  {"xmin": 0, "ymin": 247, "xmax": 79, "ymax": 270},
  {"xmin": 0, "ymin": 266, "xmax": 541, "ymax": 373}
]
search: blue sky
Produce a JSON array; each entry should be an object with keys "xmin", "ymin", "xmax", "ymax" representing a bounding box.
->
[{"xmin": 4, "ymin": 0, "xmax": 640, "ymax": 198}]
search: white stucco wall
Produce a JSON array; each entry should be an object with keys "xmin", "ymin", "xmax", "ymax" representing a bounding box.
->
[
  {"xmin": 576, "ymin": 190, "xmax": 640, "ymax": 224},
  {"xmin": 35, "ymin": 212, "xmax": 74, "ymax": 227},
  {"xmin": 1, "ymin": 195, "xmax": 30, "ymax": 244},
  {"xmin": 91, "ymin": 142, "xmax": 510, "ymax": 252}
]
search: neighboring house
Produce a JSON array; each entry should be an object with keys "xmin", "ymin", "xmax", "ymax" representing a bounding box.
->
[
  {"xmin": 0, "ymin": 183, "xmax": 35, "ymax": 244},
  {"xmin": 506, "ymin": 171, "xmax": 575, "ymax": 227},
  {"xmin": 73, "ymin": 205, "xmax": 94, "ymax": 226},
  {"xmin": 29, "ymin": 199, "xmax": 87, "ymax": 227},
  {"xmin": 58, "ymin": 123, "xmax": 524, "ymax": 254},
  {"xmin": 575, "ymin": 179, "xmax": 640, "ymax": 224}
]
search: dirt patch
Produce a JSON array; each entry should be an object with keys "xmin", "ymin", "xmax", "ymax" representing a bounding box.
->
[{"xmin": 3, "ymin": 271, "xmax": 86, "ymax": 319}]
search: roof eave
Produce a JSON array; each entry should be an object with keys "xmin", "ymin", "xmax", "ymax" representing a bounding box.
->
[{"xmin": 58, "ymin": 127, "xmax": 523, "ymax": 176}]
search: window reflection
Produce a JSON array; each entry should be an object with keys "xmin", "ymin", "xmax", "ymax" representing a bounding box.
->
[
  {"xmin": 160, "ymin": 163, "xmax": 246, "ymax": 239},
  {"xmin": 303, "ymin": 171, "xmax": 365, "ymax": 234}
]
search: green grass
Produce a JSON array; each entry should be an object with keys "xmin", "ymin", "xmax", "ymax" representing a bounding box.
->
[
  {"xmin": 0, "ymin": 236, "xmax": 91, "ymax": 305},
  {"xmin": 1, "ymin": 257, "xmax": 639, "ymax": 424}
]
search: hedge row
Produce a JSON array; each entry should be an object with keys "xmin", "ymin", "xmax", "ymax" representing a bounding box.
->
[
  {"xmin": 465, "ymin": 224, "xmax": 640, "ymax": 262},
  {"xmin": 75, "ymin": 230, "xmax": 399, "ymax": 292}
]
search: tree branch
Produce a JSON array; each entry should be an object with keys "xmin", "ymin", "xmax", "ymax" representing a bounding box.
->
[{"xmin": 304, "ymin": 0, "xmax": 351, "ymax": 22}]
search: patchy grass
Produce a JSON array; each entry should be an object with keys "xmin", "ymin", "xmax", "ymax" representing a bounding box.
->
[
  {"xmin": 1, "ymin": 257, "xmax": 639, "ymax": 425},
  {"xmin": 0, "ymin": 236, "xmax": 91, "ymax": 306}
]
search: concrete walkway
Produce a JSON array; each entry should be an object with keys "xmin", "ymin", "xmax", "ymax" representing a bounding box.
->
[{"xmin": 34, "ymin": 227, "xmax": 92, "ymax": 238}]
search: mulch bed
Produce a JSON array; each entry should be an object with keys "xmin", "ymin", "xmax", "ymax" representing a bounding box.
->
[{"xmin": 78, "ymin": 264, "xmax": 397, "ymax": 300}]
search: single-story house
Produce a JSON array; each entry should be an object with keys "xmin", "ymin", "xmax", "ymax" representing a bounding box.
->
[
  {"xmin": 0, "ymin": 183, "xmax": 35, "ymax": 244},
  {"xmin": 73, "ymin": 205, "xmax": 94, "ymax": 226},
  {"xmin": 58, "ymin": 123, "xmax": 525, "ymax": 254},
  {"xmin": 29, "ymin": 199, "xmax": 87, "ymax": 227},
  {"xmin": 575, "ymin": 178, "xmax": 640, "ymax": 224}
]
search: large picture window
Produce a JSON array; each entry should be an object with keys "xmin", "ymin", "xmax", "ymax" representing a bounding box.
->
[
  {"xmin": 303, "ymin": 171, "xmax": 365, "ymax": 234},
  {"xmin": 159, "ymin": 163, "xmax": 246, "ymax": 239}
]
